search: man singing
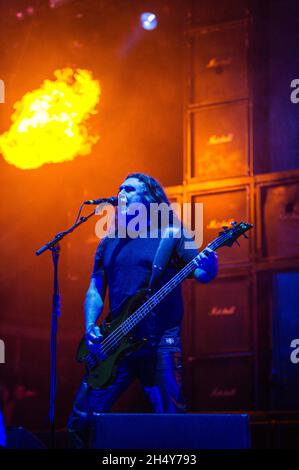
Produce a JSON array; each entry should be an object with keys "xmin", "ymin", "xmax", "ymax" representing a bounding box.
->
[{"xmin": 68, "ymin": 172, "xmax": 218, "ymax": 448}]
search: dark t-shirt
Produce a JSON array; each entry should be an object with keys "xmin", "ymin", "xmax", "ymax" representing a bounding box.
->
[{"xmin": 91, "ymin": 228, "xmax": 199, "ymax": 344}]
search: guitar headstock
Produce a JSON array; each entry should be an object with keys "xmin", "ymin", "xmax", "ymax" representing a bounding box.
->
[{"xmin": 216, "ymin": 221, "xmax": 253, "ymax": 248}]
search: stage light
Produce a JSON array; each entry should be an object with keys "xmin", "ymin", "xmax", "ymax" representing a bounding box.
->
[
  {"xmin": 15, "ymin": 12, "xmax": 24, "ymax": 20},
  {"xmin": 140, "ymin": 12, "xmax": 158, "ymax": 31},
  {"xmin": 26, "ymin": 6, "xmax": 35, "ymax": 16}
]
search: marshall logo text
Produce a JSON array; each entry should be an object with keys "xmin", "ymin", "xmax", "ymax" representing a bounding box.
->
[
  {"xmin": 211, "ymin": 388, "xmax": 237, "ymax": 398},
  {"xmin": 209, "ymin": 306, "xmax": 237, "ymax": 316}
]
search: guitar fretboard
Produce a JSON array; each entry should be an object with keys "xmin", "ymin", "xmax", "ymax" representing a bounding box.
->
[{"xmin": 114, "ymin": 233, "xmax": 226, "ymax": 338}]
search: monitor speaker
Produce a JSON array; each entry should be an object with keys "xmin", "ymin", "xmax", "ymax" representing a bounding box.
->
[{"xmin": 91, "ymin": 412, "xmax": 251, "ymax": 449}]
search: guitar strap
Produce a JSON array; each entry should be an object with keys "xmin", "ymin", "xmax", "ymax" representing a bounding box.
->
[{"xmin": 147, "ymin": 227, "xmax": 179, "ymax": 291}]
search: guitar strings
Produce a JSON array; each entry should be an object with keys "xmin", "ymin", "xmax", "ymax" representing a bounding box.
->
[
  {"xmin": 84, "ymin": 259, "xmax": 196, "ymax": 364},
  {"xmin": 84, "ymin": 232, "xmax": 230, "ymax": 365},
  {"xmin": 84, "ymin": 229, "xmax": 237, "ymax": 365},
  {"xmin": 84, "ymin": 231, "xmax": 232, "ymax": 365},
  {"xmin": 84, "ymin": 260, "xmax": 195, "ymax": 366}
]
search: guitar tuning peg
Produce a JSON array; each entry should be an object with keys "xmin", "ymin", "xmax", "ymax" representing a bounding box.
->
[
  {"xmin": 230, "ymin": 221, "xmax": 237, "ymax": 227},
  {"xmin": 234, "ymin": 239, "xmax": 241, "ymax": 247},
  {"xmin": 222, "ymin": 226, "xmax": 228, "ymax": 231},
  {"xmin": 242, "ymin": 233, "xmax": 249, "ymax": 239}
]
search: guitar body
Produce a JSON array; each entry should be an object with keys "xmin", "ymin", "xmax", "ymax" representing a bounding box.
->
[{"xmin": 76, "ymin": 289, "xmax": 148, "ymax": 389}]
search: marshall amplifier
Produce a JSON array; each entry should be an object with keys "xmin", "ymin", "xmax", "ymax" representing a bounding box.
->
[
  {"xmin": 191, "ymin": 187, "xmax": 250, "ymax": 265},
  {"xmin": 189, "ymin": 275, "xmax": 252, "ymax": 355},
  {"xmin": 189, "ymin": 100, "xmax": 249, "ymax": 180},
  {"xmin": 187, "ymin": 355, "xmax": 255, "ymax": 411},
  {"xmin": 189, "ymin": 0, "xmax": 249, "ymax": 27},
  {"xmin": 260, "ymin": 181, "xmax": 299, "ymax": 259},
  {"xmin": 257, "ymin": 270, "xmax": 299, "ymax": 410},
  {"xmin": 189, "ymin": 22, "xmax": 248, "ymax": 105}
]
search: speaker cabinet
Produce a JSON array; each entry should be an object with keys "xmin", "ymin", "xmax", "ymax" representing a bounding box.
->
[
  {"xmin": 257, "ymin": 270, "xmax": 299, "ymax": 410},
  {"xmin": 189, "ymin": 0, "xmax": 249, "ymax": 27},
  {"xmin": 189, "ymin": 275, "xmax": 252, "ymax": 356},
  {"xmin": 191, "ymin": 187, "xmax": 250, "ymax": 265},
  {"xmin": 189, "ymin": 101, "xmax": 249, "ymax": 180},
  {"xmin": 260, "ymin": 181, "xmax": 299, "ymax": 259},
  {"xmin": 187, "ymin": 355, "xmax": 255, "ymax": 411},
  {"xmin": 190, "ymin": 22, "xmax": 248, "ymax": 105}
]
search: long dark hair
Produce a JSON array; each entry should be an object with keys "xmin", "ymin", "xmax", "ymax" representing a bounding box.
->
[{"xmin": 126, "ymin": 172, "xmax": 170, "ymax": 206}]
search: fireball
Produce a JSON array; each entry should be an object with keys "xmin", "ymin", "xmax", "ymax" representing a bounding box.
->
[{"xmin": 0, "ymin": 68, "xmax": 101, "ymax": 169}]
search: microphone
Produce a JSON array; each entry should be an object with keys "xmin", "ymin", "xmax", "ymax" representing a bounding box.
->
[{"xmin": 84, "ymin": 196, "xmax": 118, "ymax": 206}]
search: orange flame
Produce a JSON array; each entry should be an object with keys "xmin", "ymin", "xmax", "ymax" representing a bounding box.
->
[{"xmin": 0, "ymin": 68, "xmax": 101, "ymax": 169}]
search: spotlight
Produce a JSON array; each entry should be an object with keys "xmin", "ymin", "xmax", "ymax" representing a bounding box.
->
[
  {"xmin": 15, "ymin": 12, "xmax": 24, "ymax": 20},
  {"xmin": 26, "ymin": 6, "xmax": 35, "ymax": 16},
  {"xmin": 140, "ymin": 12, "xmax": 158, "ymax": 31}
]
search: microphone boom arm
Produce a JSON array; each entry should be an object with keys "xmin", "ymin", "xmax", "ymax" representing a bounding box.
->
[{"xmin": 35, "ymin": 207, "xmax": 96, "ymax": 256}]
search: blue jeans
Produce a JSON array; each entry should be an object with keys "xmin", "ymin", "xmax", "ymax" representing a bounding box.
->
[{"xmin": 67, "ymin": 341, "xmax": 186, "ymax": 448}]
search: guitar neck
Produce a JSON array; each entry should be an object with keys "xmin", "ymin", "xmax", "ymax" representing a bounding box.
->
[{"xmin": 119, "ymin": 235, "xmax": 224, "ymax": 336}]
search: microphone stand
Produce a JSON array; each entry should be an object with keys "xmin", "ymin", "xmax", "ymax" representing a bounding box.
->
[{"xmin": 35, "ymin": 207, "xmax": 97, "ymax": 448}]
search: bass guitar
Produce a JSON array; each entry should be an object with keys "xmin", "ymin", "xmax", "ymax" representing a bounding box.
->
[{"xmin": 77, "ymin": 221, "xmax": 253, "ymax": 389}]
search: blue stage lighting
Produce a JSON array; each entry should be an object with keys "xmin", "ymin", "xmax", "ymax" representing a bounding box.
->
[{"xmin": 140, "ymin": 12, "xmax": 158, "ymax": 31}]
